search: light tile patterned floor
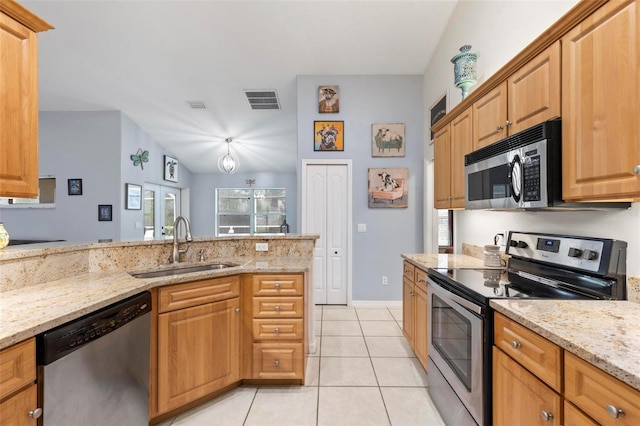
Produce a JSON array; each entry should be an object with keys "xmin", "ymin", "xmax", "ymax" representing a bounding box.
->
[{"xmin": 159, "ymin": 305, "xmax": 445, "ymax": 426}]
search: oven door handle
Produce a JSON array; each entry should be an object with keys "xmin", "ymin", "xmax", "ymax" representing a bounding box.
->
[{"xmin": 427, "ymin": 277, "xmax": 484, "ymax": 316}]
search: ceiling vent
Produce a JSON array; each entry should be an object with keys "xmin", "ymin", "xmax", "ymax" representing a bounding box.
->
[
  {"xmin": 244, "ymin": 90, "xmax": 280, "ymax": 110},
  {"xmin": 186, "ymin": 101, "xmax": 207, "ymax": 109}
]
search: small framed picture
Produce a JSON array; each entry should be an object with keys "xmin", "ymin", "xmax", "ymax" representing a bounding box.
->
[
  {"xmin": 429, "ymin": 91, "xmax": 449, "ymax": 141},
  {"xmin": 314, "ymin": 121, "xmax": 344, "ymax": 151},
  {"xmin": 67, "ymin": 178, "xmax": 83, "ymax": 196},
  {"xmin": 164, "ymin": 155, "xmax": 179, "ymax": 182},
  {"xmin": 98, "ymin": 204, "xmax": 113, "ymax": 221},
  {"xmin": 125, "ymin": 183, "xmax": 142, "ymax": 210},
  {"xmin": 318, "ymin": 85, "xmax": 339, "ymax": 113},
  {"xmin": 372, "ymin": 123, "xmax": 405, "ymax": 157}
]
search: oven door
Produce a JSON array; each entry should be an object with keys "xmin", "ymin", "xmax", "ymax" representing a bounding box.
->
[{"xmin": 427, "ymin": 277, "xmax": 484, "ymax": 424}]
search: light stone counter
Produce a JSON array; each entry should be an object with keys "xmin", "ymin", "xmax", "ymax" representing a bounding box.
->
[
  {"xmin": 401, "ymin": 253, "xmax": 502, "ymax": 270},
  {"xmin": 490, "ymin": 299, "xmax": 640, "ymax": 391}
]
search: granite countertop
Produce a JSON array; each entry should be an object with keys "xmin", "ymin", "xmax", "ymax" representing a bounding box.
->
[
  {"xmin": 490, "ymin": 299, "xmax": 640, "ymax": 391},
  {"xmin": 0, "ymin": 256, "xmax": 311, "ymax": 350},
  {"xmin": 401, "ymin": 253, "xmax": 502, "ymax": 270}
]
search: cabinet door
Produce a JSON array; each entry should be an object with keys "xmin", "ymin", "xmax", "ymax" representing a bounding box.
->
[
  {"xmin": 0, "ymin": 13, "xmax": 38, "ymax": 197},
  {"xmin": 0, "ymin": 339, "xmax": 35, "ymax": 400},
  {"xmin": 561, "ymin": 0, "xmax": 640, "ymax": 201},
  {"xmin": 0, "ymin": 384, "xmax": 38, "ymax": 426},
  {"xmin": 157, "ymin": 298, "xmax": 240, "ymax": 414},
  {"xmin": 413, "ymin": 284, "xmax": 428, "ymax": 370},
  {"xmin": 473, "ymin": 82, "xmax": 508, "ymax": 149},
  {"xmin": 493, "ymin": 347, "xmax": 562, "ymax": 426},
  {"xmin": 433, "ymin": 125, "xmax": 452, "ymax": 209},
  {"xmin": 402, "ymin": 276, "xmax": 414, "ymax": 347},
  {"xmin": 450, "ymin": 107, "xmax": 473, "ymax": 208},
  {"xmin": 508, "ymin": 41, "xmax": 561, "ymax": 134}
]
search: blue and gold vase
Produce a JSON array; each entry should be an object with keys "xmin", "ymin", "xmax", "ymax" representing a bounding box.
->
[{"xmin": 451, "ymin": 45, "xmax": 479, "ymax": 99}]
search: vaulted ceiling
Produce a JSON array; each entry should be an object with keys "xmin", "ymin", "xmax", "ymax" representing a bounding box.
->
[{"xmin": 24, "ymin": 0, "xmax": 458, "ymax": 173}]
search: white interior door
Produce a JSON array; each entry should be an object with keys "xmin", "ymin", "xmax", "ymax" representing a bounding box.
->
[
  {"xmin": 143, "ymin": 183, "xmax": 181, "ymax": 240},
  {"xmin": 303, "ymin": 162, "xmax": 350, "ymax": 305}
]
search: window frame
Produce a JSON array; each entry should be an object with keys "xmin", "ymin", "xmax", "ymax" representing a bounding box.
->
[{"xmin": 215, "ymin": 187, "xmax": 286, "ymax": 236}]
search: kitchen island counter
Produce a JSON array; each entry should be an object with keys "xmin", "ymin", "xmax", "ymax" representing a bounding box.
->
[{"xmin": 491, "ymin": 299, "xmax": 640, "ymax": 391}]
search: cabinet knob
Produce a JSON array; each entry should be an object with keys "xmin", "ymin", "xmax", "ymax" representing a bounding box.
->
[
  {"xmin": 274, "ymin": 327, "xmax": 280, "ymax": 334},
  {"xmin": 606, "ymin": 404, "xmax": 625, "ymax": 419},
  {"xmin": 511, "ymin": 340, "xmax": 522, "ymax": 349},
  {"xmin": 505, "ymin": 120, "xmax": 512, "ymax": 127},
  {"xmin": 540, "ymin": 410, "xmax": 553, "ymax": 422},
  {"xmin": 235, "ymin": 308, "xmax": 240, "ymax": 313},
  {"xmin": 497, "ymin": 125, "xmax": 504, "ymax": 132},
  {"xmin": 29, "ymin": 408, "xmax": 43, "ymax": 419},
  {"xmin": 275, "ymin": 305, "xmax": 281, "ymax": 312},
  {"xmin": 274, "ymin": 360, "xmax": 280, "ymax": 367},
  {"xmin": 274, "ymin": 282, "xmax": 280, "ymax": 289},
  {"xmin": 633, "ymin": 165, "xmax": 640, "ymax": 174}
]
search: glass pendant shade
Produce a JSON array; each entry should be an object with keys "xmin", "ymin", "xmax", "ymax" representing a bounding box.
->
[{"xmin": 218, "ymin": 138, "xmax": 239, "ymax": 174}]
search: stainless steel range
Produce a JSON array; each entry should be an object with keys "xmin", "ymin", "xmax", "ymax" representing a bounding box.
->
[{"xmin": 426, "ymin": 231, "xmax": 627, "ymax": 426}]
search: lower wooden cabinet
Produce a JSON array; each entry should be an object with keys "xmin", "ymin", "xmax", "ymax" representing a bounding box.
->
[
  {"xmin": 0, "ymin": 338, "xmax": 39, "ymax": 426},
  {"xmin": 0, "ymin": 384, "xmax": 38, "ymax": 426},
  {"xmin": 156, "ymin": 297, "xmax": 240, "ymax": 414},
  {"xmin": 401, "ymin": 261, "xmax": 428, "ymax": 370},
  {"xmin": 252, "ymin": 343, "xmax": 304, "ymax": 380},
  {"xmin": 413, "ymin": 284, "xmax": 428, "ymax": 368}
]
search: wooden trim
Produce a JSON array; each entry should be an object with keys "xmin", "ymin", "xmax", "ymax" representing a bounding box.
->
[
  {"xmin": 432, "ymin": 0, "xmax": 609, "ymax": 132},
  {"xmin": 0, "ymin": 1, "xmax": 53, "ymax": 32}
]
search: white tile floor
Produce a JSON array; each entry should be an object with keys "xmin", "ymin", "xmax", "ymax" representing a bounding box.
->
[{"xmin": 158, "ymin": 305, "xmax": 445, "ymax": 426}]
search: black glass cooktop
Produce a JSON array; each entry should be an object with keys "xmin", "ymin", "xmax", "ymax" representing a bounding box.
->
[{"xmin": 428, "ymin": 267, "xmax": 593, "ymax": 305}]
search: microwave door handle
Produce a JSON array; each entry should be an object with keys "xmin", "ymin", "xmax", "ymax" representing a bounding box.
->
[{"xmin": 509, "ymin": 154, "xmax": 522, "ymax": 203}]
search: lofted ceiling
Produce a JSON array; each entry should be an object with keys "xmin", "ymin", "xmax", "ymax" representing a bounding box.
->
[{"xmin": 23, "ymin": 0, "xmax": 458, "ymax": 174}]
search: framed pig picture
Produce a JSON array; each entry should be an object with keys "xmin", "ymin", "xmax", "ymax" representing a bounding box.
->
[{"xmin": 372, "ymin": 123, "xmax": 405, "ymax": 157}]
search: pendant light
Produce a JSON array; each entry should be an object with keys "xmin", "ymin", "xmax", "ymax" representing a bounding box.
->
[{"xmin": 218, "ymin": 137, "xmax": 239, "ymax": 174}]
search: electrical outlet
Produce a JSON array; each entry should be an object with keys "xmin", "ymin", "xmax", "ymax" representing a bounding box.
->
[
  {"xmin": 382, "ymin": 276, "xmax": 388, "ymax": 286},
  {"xmin": 255, "ymin": 243, "xmax": 268, "ymax": 252}
]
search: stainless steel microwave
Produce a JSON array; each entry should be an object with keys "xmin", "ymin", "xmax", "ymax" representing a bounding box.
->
[{"xmin": 464, "ymin": 119, "xmax": 629, "ymax": 210}]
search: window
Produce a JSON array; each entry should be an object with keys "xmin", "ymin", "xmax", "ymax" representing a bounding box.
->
[
  {"xmin": 438, "ymin": 209, "xmax": 453, "ymax": 253},
  {"xmin": 216, "ymin": 188, "xmax": 286, "ymax": 235}
]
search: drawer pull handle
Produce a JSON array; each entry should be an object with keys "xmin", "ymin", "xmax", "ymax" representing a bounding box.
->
[
  {"xmin": 275, "ymin": 305, "xmax": 281, "ymax": 312},
  {"xmin": 274, "ymin": 327, "xmax": 280, "ymax": 334},
  {"xmin": 274, "ymin": 360, "xmax": 280, "ymax": 367},
  {"xmin": 540, "ymin": 410, "xmax": 553, "ymax": 422},
  {"xmin": 29, "ymin": 408, "xmax": 43, "ymax": 419},
  {"xmin": 511, "ymin": 340, "xmax": 522, "ymax": 349},
  {"xmin": 606, "ymin": 405, "xmax": 625, "ymax": 419},
  {"xmin": 275, "ymin": 283, "xmax": 280, "ymax": 289},
  {"xmin": 633, "ymin": 165, "xmax": 640, "ymax": 174}
]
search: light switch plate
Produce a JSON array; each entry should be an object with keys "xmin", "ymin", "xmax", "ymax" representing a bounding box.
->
[
  {"xmin": 357, "ymin": 224, "xmax": 367, "ymax": 233},
  {"xmin": 256, "ymin": 242, "xmax": 268, "ymax": 251}
]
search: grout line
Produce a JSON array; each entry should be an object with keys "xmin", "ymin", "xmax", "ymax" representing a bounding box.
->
[{"xmin": 241, "ymin": 386, "xmax": 259, "ymax": 426}]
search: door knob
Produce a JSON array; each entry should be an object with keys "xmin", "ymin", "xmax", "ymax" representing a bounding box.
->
[
  {"xmin": 505, "ymin": 120, "xmax": 512, "ymax": 127},
  {"xmin": 235, "ymin": 308, "xmax": 240, "ymax": 313},
  {"xmin": 496, "ymin": 125, "xmax": 504, "ymax": 131},
  {"xmin": 606, "ymin": 404, "xmax": 625, "ymax": 419},
  {"xmin": 274, "ymin": 360, "xmax": 280, "ymax": 367},
  {"xmin": 633, "ymin": 165, "xmax": 640, "ymax": 174},
  {"xmin": 275, "ymin": 305, "xmax": 281, "ymax": 312},
  {"xmin": 540, "ymin": 410, "xmax": 553, "ymax": 421},
  {"xmin": 29, "ymin": 408, "xmax": 43, "ymax": 419},
  {"xmin": 274, "ymin": 282, "xmax": 280, "ymax": 289},
  {"xmin": 511, "ymin": 340, "xmax": 522, "ymax": 349},
  {"xmin": 274, "ymin": 327, "xmax": 280, "ymax": 334}
]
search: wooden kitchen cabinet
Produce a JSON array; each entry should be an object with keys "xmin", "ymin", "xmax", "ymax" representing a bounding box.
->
[
  {"xmin": 434, "ymin": 107, "xmax": 473, "ymax": 209},
  {"xmin": 0, "ymin": 3, "xmax": 53, "ymax": 198},
  {"xmin": 473, "ymin": 42, "xmax": 560, "ymax": 150},
  {"xmin": 153, "ymin": 276, "xmax": 241, "ymax": 415},
  {"xmin": 493, "ymin": 347, "xmax": 562, "ymax": 426},
  {"xmin": 561, "ymin": 0, "xmax": 640, "ymax": 201},
  {"xmin": 0, "ymin": 338, "xmax": 40, "ymax": 425},
  {"xmin": 401, "ymin": 261, "xmax": 428, "ymax": 370}
]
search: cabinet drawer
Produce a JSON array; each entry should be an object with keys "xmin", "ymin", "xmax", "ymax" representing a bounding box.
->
[
  {"xmin": 252, "ymin": 274, "xmax": 303, "ymax": 296},
  {"xmin": 158, "ymin": 275, "xmax": 240, "ymax": 312},
  {"xmin": 564, "ymin": 401, "xmax": 598, "ymax": 426},
  {"xmin": 565, "ymin": 352, "xmax": 640, "ymax": 426},
  {"xmin": 403, "ymin": 262, "xmax": 415, "ymax": 282},
  {"xmin": 494, "ymin": 313, "xmax": 562, "ymax": 392},
  {"xmin": 252, "ymin": 343, "xmax": 304, "ymax": 380},
  {"xmin": 414, "ymin": 268, "xmax": 428, "ymax": 292},
  {"xmin": 253, "ymin": 297, "xmax": 303, "ymax": 318},
  {"xmin": 253, "ymin": 319, "xmax": 304, "ymax": 341},
  {"xmin": 0, "ymin": 338, "xmax": 35, "ymax": 400}
]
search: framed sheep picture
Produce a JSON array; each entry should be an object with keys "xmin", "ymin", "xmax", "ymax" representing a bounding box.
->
[
  {"xmin": 368, "ymin": 167, "xmax": 408, "ymax": 208},
  {"xmin": 372, "ymin": 123, "xmax": 405, "ymax": 157}
]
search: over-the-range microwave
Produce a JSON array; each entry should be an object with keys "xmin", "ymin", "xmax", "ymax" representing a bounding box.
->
[{"xmin": 463, "ymin": 119, "xmax": 630, "ymax": 210}]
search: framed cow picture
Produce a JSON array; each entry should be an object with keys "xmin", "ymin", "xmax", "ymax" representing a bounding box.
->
[
  {"xmin": 314, "ymin": 121, "xmax": 344, "ymax": 151},
  {"xmin": 372, "ymin": 123, "xmax": 405, "ymax": 157},
  {"xmin": 368, "ymin": 167, "xmax": 408, "ymax": 208}
]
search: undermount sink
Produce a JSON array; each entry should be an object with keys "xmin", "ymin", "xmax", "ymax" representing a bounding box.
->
[{"xmin": 131, "ymin": 262, "xmax": 240, "ymax": 279}]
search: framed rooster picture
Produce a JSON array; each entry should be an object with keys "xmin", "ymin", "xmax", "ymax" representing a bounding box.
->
[
  {"xmin": 368, "ymin": 167, "xmax": 408, "ymax": 208},
  {"xmin": 314, "ymin": 121, "xmax": 344, "ymax": 151}
]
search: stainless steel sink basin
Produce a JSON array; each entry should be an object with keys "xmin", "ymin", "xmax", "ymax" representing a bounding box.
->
[{"xmin": 131, "ymin": 262, "xmax": 240, "ymax": 279}]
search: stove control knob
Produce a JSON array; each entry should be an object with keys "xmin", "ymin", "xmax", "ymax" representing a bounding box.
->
[
  {"xmin": 516, "ymin": 241, "xmax": 528, "ymax": 249},
  {"xmin": 584, "ymin": 249, "xmax": 598, "ymax": 261},
  {"xmin": 568, "ymin": 248, "xmax": 583, "ymax": 258},
  {"xmin": 509, "ymin": 240, "xmax": 519, "ymax": 247}
]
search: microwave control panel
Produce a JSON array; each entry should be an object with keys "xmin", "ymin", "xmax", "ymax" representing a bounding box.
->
[{"xmin": 522, "ymin": 155, "xmax": 541, "ymax": 202}]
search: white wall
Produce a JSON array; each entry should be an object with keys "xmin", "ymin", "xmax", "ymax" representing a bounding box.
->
[
  {"xmin": 422, "ymin": 0, "xmax": 640, "ymax": 278},
  {"xmin": 297, "ymin": 75, "xmax": 424, "ymax": 301}
]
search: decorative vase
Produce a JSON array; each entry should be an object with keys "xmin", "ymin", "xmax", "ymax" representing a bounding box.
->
[
  {"xmin": 451, "ymin": 45, "xmax": 479, "ymax": 99},
  {"xmin": 0, "ymin": 223, "xmax": 9, "ymax": 249}
]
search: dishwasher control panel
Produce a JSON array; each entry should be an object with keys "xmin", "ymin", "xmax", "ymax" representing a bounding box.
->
[{"xmin": 37, "ymin": 291, "xmax": 151, "ymax": 365}]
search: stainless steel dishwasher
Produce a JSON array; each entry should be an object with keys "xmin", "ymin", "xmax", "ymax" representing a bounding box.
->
[{"xmin": 36, "ymin": 291, "xmax": 151, "ymax": 426}]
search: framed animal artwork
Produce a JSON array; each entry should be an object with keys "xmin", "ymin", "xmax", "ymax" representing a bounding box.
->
[
  {"xmin": 368, "ymin": 167, "xmax": 408, "ymax": 208},
  {"xmin": 372, "ymin": 123, "xmax": 405, "ymax": 157},
  {"xmin": 314, "ymin": 121, "xmax": 344, "ymax": 151},
  {"xmin": 318, "ymin": 85, "xmax": 339, "ymax": 113},
  {"xmin": 164, "ymin": 155, "xmax": 179, "ymax": 182}
]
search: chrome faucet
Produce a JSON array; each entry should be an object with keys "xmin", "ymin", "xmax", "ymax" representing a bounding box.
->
[{"xmin": 172, "ymin": 215, "xmax": 193, "ymax": 263}]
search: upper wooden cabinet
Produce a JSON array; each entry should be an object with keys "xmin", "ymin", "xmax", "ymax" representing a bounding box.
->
[
  {"xmin": 0, "ymin": 2, "xmax": 53, "ymax": 198},
  {"xmin": 561, "ymin": 0, "xmax": 640, "ymax": 201},
  {"xmin": 473, "ymin": 42, "xmax": 560, "ymax": 150},
  {"xmin": 434, "ymin": 107, "xmax": 473, "ymax": 209}
]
